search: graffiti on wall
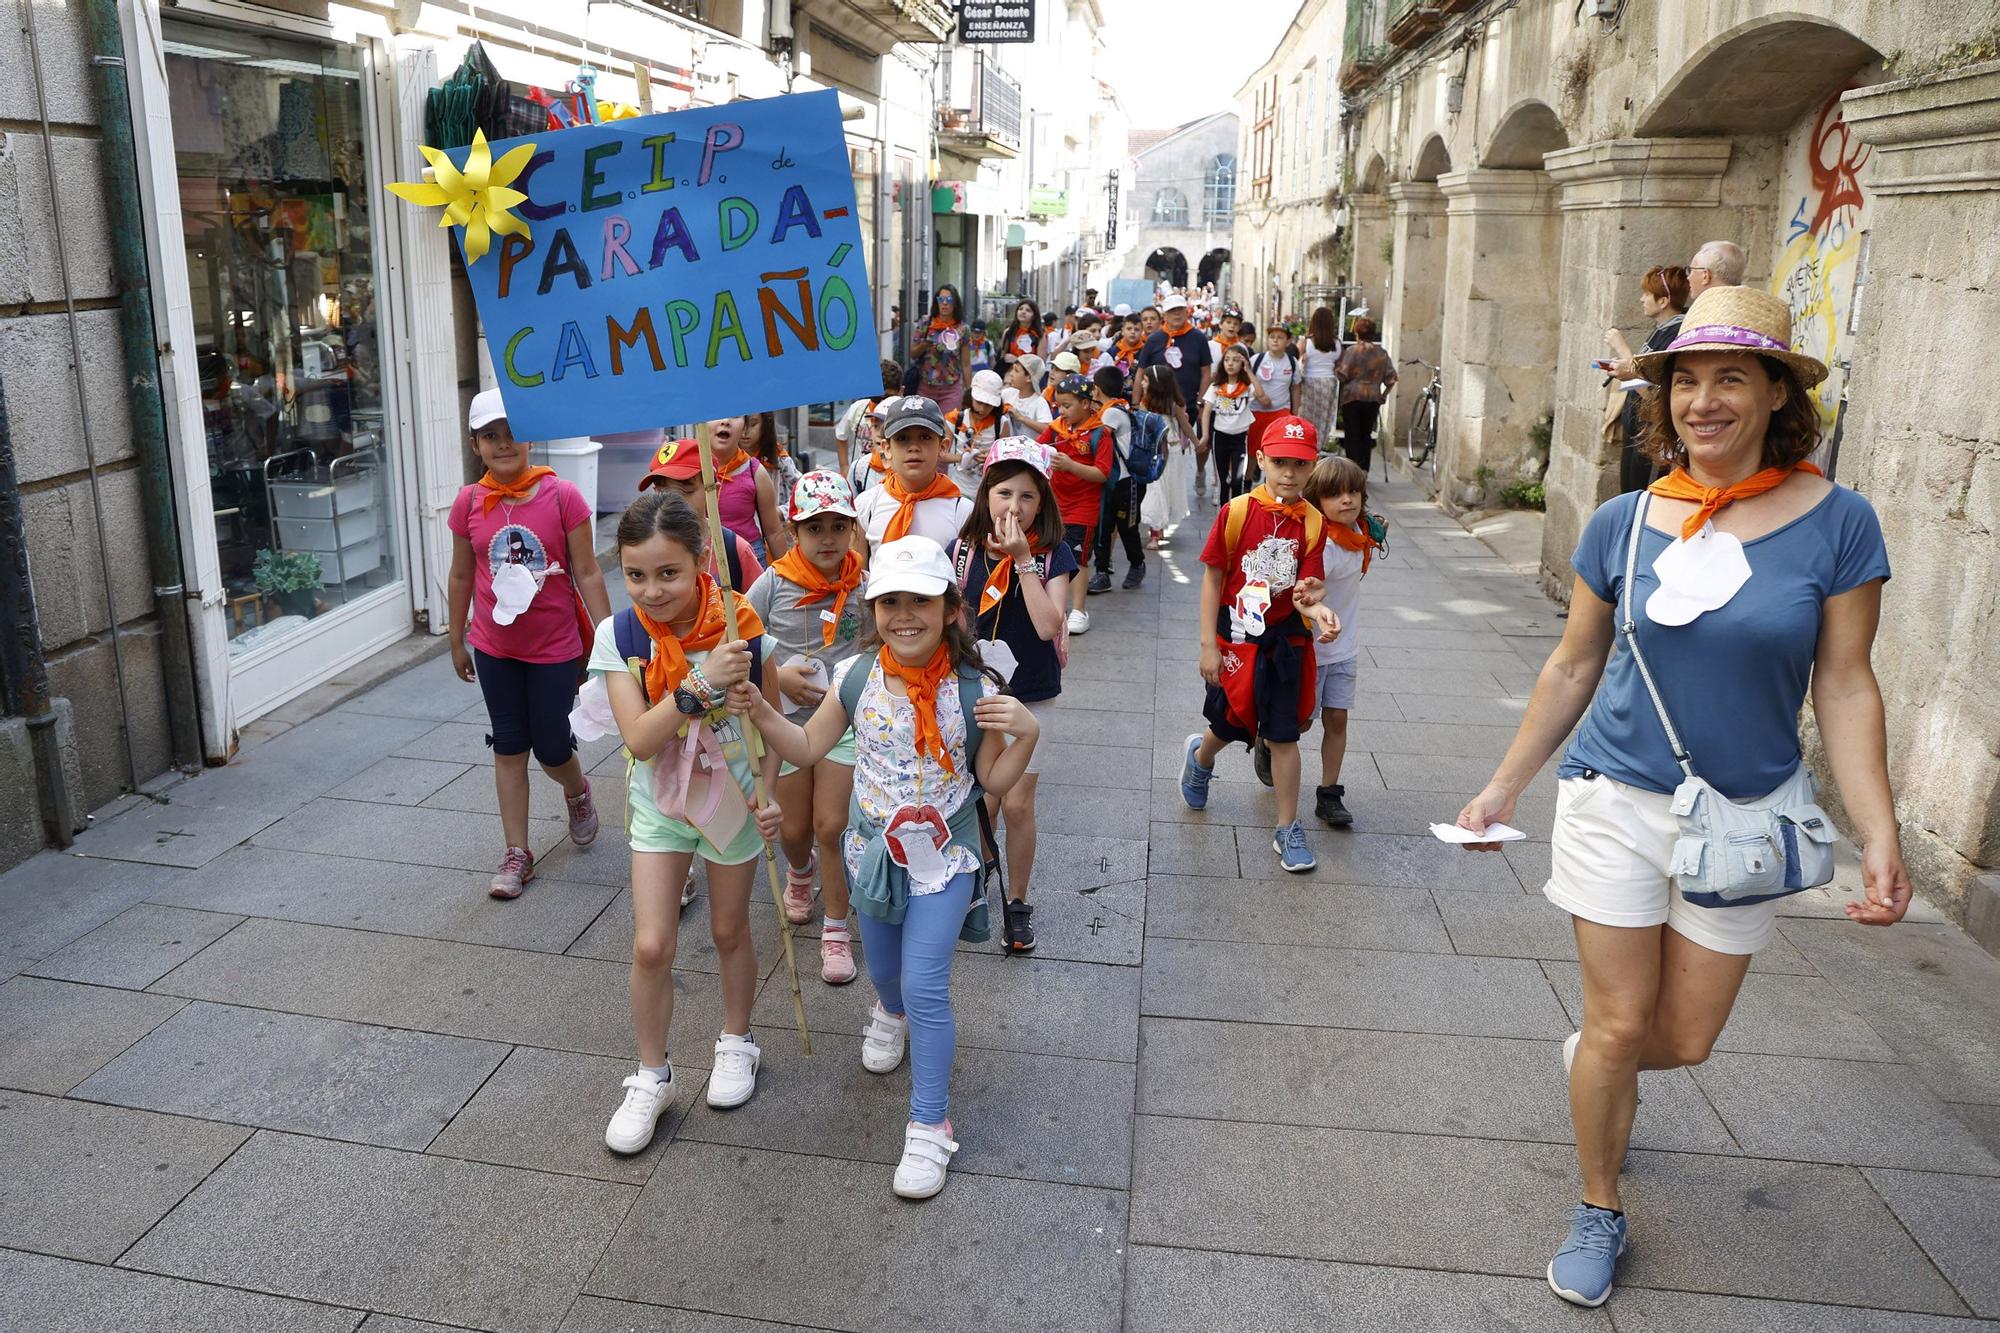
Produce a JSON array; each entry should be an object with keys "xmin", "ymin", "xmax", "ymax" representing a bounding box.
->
[{"xmin": 1771, "ymin": 92, "xmax": 1871, "ymax": 432}]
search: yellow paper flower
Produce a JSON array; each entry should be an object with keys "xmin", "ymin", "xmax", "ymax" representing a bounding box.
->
[{"xmin": 388, "ymin": 128, "xmax": 535, "ymax": 264}]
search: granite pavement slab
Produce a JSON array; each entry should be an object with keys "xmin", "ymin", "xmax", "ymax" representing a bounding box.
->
[
  {"xmin": 1024, "ymin": 782, "xmax": 1151, "ymax": 839},
  {"xmin": 0, "ymin": 975, "xmax": 186, "ymax": 1093},
  {"xmin": 1141, "ymin": 937, "xmax": 1571, "ymax": 1039},
  {"xmin": 118, "ymin": 1131, "xmax": 638, "ymax": 1333},
  {"xmin": 147, "ymin": 917, "xmax": 695, "ymax": 1063},
  {"xmin": 324, "ymin": 755, "xmax": 471, "ymax": 807},
  {"xmin": 0, "ymin": 1089, "xmax": 250, "ymax": 1262},
  {"xmin": 1144, "ymin": 874, "xmax": 1453, "ymax": 954},
  {"xmin": 25, "ymin": 903, "xmax": 242, "ymax": 989},
  {"xmin": 146, "ymin": 846, "xmax": 616, "ymax": 954},
  {"xmin": 1540, "ymin": 961, "xmax": 1897, "ymax": 1061},
  {"xmin": 563, "ymin": 884, "xmax": 789, "ymax": 978},
  {"xmin": 427, "ymin": 1045, "xmax": 701, "ymax": 1185},
  {"xmin": 0, "ymin": 851, "xmax": 188, "ymax": 960},
  {"xmin": 678, "ymin": 1029, "xmax": 1134, "ymax": 1189},
  {"xmin": 1123, "ymin": 1247, "xmax": 1608, "ymax": 1333},
  {"xmin": 557, "ymin": 1297, "xmax": 821, "ymax": 1332},
  {"xmin": 0, "ymin": 1248, "xmax": 365, "ymax": 1333},
  {"xmin": 1232, "ymin": 828, "xmax": 1527, "ymax": 892},
  {"xmin": 71, "ymin": 1001, "xmax": 509, "ymax": 1150},
  {"xmin": 1433, "ymin": 890, "xmax": 1817, "ymax": 974},
  {"xmin": 252, "ymin": 798, "xmax": 569, "ymax": 874},
  {"xmin": 586, "ymin": 1140, "xmax": 1125, "ymax": 1332},
  {"xmin": 1607, "ymin": 1288, "xmax": 1998, "ymax": 1332},
  {"xmin": 1862, "ymin": 1167, "xmax": 2000, "ymax": 1317},
  {"xmin": 1136, "ymin": 1018, "xmax": 1735, "ymax": 1154}
]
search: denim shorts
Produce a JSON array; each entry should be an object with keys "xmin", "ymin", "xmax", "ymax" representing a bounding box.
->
[{"xmin": 1315, "ymin": 656, "xmax": 1358, "ymax": 712}]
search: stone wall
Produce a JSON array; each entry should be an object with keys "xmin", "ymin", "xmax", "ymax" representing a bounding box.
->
[
  {"xmin": 1118, "ymin": 115, "xmax": 1238, "ymax": 295},
  {"xmin": 0, "ymin": 1, "xmax": 172, "ymax": 867}
]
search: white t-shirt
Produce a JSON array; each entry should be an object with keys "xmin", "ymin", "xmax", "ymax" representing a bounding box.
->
[
  {"xmin": 1203, "ymin": 384, "xmax": 1257, "ymax": 435},
  {"xmin": 1301, "ymin": 342, "xmax": 1340, "ymax": 381},
  {"xmin": 852, "ymin": 485, "xmax": 974, "ymax": 548},
  {"xmin": 1252, "ymin": 349, "xmax": 1298, "ymax": 412},
  {"xmin": 1002, "ymin": 390, "xmax": 1052, "ymax": 437},
  {"xmin": 1314, "ymin": 541, "xmax": 1365, "ymax": 665}
]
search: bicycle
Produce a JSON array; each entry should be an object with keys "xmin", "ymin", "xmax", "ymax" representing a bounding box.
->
[{"xmin": 1402, "ymin": 358, "xmax": 1442, "ymax": 478}]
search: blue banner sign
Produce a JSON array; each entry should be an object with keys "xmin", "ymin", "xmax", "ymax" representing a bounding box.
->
[{"xmin": 453, "ymin": 90, "xmax": 879, "ymax": 439}]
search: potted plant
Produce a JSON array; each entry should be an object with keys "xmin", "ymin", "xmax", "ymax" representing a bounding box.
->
[{"xmin": 253, "ymin": 548, "xmax": 323, "ymax": 619}]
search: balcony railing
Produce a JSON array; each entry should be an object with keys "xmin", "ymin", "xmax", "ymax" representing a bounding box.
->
[
  {"xmin": 938, "ymin": 51, "xmax": 1022, "ymax": 158},
  {"xmin": 1339, "ymin": 44, "xmax": 1390, "ymax": 93},
  {"xmin": 832, "ymin": 0, "xmax": 951, "ymax": 53},
  {"xmin": 1385, "ymin": 0, "xmax": 1446, "ymax": 47}
]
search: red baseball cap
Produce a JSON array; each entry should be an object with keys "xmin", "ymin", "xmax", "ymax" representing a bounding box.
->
[
  {"xmin": 640, "ymin": 437, "xmax": 703, "ymax": 486},
  {"xmin": 1260, "ymin": 414, "xmax": 1319, "ymax": 461}
]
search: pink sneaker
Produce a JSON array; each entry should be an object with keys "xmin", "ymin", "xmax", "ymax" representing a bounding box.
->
[
  {"xmin": 566, "ymin": 779, "xmax": 599, "ymax": 847},
  {"xmin": 489, "ymin": 847, "xmax": 535, "ymax": 899},
  {"xmin": 820, "ymin": 921, "xmax": 856, "ymax": 985},
  {"xmin": 783, "ymin": 853, "xmax": 816, "ymax": 924}
]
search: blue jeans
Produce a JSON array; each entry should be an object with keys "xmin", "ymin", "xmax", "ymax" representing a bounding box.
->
[{"xmin": 855, "ymin": 872, "xmax": 973, "ymax": 1124}]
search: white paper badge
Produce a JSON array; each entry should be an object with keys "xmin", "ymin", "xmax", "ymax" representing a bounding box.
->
[
  {"xmin": 1646, "ymin": 522, "xmax": 1751, "ymax": 626},
  {"xmin": 977, "ymin": 638, "xmax": 1019, "ymax": 684},
  {"xmin": 489, "ymin": 561, "xmax": 540, "ymax": 625},
  {"xmin": 1165, "ymin": 345, "xmax": 1184, "ymax": 369}
]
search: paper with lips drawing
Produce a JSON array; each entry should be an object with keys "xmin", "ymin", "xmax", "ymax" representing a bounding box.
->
[{"xmin": 1645, "ymin": 521, "xmax": 1751, "ymax": 626}]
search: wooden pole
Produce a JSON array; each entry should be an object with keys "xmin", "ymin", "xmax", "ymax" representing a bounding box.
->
[{"xmin": 693, "ymin": 420, "xmax": 812, "ymax": 1056}]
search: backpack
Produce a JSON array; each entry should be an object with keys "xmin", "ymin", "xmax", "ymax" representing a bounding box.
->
[
  {"xmin": 1220, "ymin": 493, "xmax": 1324, "ymax": 563},
  {"xmin": 1123, "ymin": 408, "xmax": 1169, "ymax": 484}
]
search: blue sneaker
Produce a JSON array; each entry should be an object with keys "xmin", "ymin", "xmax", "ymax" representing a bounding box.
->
[
  {"xmin": 1179, "ymin": 734, "xmax": 1214, "ymax": 810},
  {"xmin": 1547, "ymin": 1203, "xmax": 1629, "ymax": 1307},
  {"xmin": 1273, "ymin": 820, "xmax": 1316, "ymax": 872}
]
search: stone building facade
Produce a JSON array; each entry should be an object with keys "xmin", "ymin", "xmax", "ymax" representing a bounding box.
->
[
  {"xmin": 1114, "ymin": 112, "xmax": 1239, "ymax": 298},
  {"xmin": 1337, "ymin": 0, "xmax": 2000, "ymax": 935}
]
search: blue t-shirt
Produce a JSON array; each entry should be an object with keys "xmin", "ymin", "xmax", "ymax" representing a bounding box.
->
[
  {"xmin": 1559, "ymin": 485, "xmax": 1889, "ymax": 799},
  {"xmin": 955, "ymin": 539, "xmax": 1080, "ymax": 704}
]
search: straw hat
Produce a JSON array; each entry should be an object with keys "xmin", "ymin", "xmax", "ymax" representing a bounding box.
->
[{"xmin": 1633, "ymin": 286, "xmax": 1826, "ymax": 388}]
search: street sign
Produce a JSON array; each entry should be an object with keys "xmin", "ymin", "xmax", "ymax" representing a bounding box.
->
[
  {"xmin": 1027, "ymin": 186, "xmax": 1068, "ymax": 217},
  {"xmin": 1105, "ymin": 169, "xmax": 1119, "ymax": 250},
  {"xmin": 958, "ymin": 0, "xmax": 1034, "ymax": 43}
]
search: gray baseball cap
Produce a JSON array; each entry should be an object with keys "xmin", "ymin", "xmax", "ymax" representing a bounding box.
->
[{"xmin": 880, "ymin": 394, "xmax": 950, "ymax": 439}]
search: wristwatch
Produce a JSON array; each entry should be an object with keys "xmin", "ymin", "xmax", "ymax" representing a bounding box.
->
[{"xmin": 674, "ymin": 686, "xmax": 703, "ymax": 716}]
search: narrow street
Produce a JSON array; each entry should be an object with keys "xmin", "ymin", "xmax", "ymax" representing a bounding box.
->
[{"xmin": 2, "ymin": 475, "xmax": 1996, "ymax": 1332}]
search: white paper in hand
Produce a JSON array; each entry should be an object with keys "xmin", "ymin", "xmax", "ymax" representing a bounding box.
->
[
  {"xmin": 1430, "ymin": 821, "xmax": 1528, "ymax": 845},
  {"xmin": 568, "ymin": 676, "xmax": 616, "ymax": 742}
]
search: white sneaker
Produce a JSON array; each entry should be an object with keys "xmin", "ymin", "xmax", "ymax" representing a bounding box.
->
[
  {"xmin": 861, "ymin": 1004, "xmax": 908, "ymax": 1074},
  {"xmin": 1066, "ymin": 609, "xmax": 1090, "ymax": 635},
  {"xmin": 706, "ymin": 1033, "xmax": 761, "ymax": 1108},
  {"xmin": 893, "ymin": 1122, "xmax": 958, "ymax": 1199},
  {"xmin": 605, "ymin": 1070, "xmax": 673, "ymax": 1154},
  {"xmin": 1564, "ymin": 1029, "xmax": 1581, "ymax": 1074}
]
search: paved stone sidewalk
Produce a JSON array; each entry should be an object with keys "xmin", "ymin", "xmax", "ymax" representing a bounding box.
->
[{"xmin": 2, "ymin": 475, "xmax": 1997, "ymax": 1332}]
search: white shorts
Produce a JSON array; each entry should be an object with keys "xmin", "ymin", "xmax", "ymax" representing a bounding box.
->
[
  {"xmin": 1544, "ymin": 773, "xmax": 1779, "ymax": 956},
  {"xmin": 1020, "ymin": 697, "xmax": 1058, "ymax": 776}
]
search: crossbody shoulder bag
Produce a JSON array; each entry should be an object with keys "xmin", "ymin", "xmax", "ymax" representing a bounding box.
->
[{"xmin": 1619, "ymin": 493, "xmax": 1839, "ymax": 907}]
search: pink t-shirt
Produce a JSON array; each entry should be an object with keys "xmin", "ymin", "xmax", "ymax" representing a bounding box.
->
[
  {"xmin": 449, "ymin": 477, "xmax": 592, "ymax": 663},
  {"xmin": 716, "ymin": 457, "xmax": 764, "ymax": 549}
]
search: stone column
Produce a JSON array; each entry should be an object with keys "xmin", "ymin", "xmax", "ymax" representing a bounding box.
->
[
  {"xmin": 1350, "ymin": 193, "xmax": 1390, "ymax": 315},
  {"xmin": 1380, "ymin": 181, "xmax": 1445, "ymax": 450},
  {"xmin": 1832, "ymin": 61, "xmax": 2000, "ymax": 932},
  {"xmin": 1434, "ymin": 168, "xmax": 1562, "ymax": 510},
  {"xmin": 1538, "ymin": 138, "xmax": 1735, "ymax": 598}
]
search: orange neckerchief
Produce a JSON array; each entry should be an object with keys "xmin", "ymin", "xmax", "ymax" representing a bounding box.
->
[
  {"xmin": 978, "ymin": 541, "xmax": 1047, "ymax": 617},
  {"xmin": 1049, "ymin": 410, "xmax": 1104, "ymax": 455},
  {"xmin": 882, "ymin": 470, "xmax": 962, "ymax": 542},
  {"xmin": 878, "ymin": 642, "xmax": 958, "ymax": 774},
  {"xmin": 1649, "ymin": 462, "xmax": 1822, "ymax": 541},
  {"xmin": 869, "ymin": 445, "xmax": 889, "ymax": 474},
  {"xmin": 1117, "ymin": 335, "xmax": 1145, "ymax": 358},
  {"xmin": 1247, "ymin": 483, "xmax": 1312, "ymax": 526},
  {"xmin": 715, "ymin": 448, "xmax": 754, "ymax": 479},
  {"xmin": 1214, "ymin": 380, "xmax": 1252, "ymax": 400},
  {"xmin": 927, "ymin": 316, "xmax": 959, "ymax": 337},
  {"xmin": 477, "ymin": 465, "xmax": 557, "ymax": 514},
  {"xmin": 954, "ymin": 405, "xmax": 1000, "ymax": 438},
  {"xmin": 1215, "ymin": 334, "xmax": 1240, "ymax": 354},
  {"xmin": 770, "ymin": 548, "xmax": 864, "ymax": 646},
  {"xmin": 1325, "ymin": 517, "xmax": 1374, "ymax": 576},
  {"xmin": 1163, "ymin": 315, "xmax": 1193, "ymax": 337},
  {"xmin": 635, "ymin": 574, "xmax": 765, "ymax": 704}
]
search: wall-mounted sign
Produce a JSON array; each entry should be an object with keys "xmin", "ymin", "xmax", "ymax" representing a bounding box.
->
[
  {"xmin": 1027, "ymin": 186, "xmax": 1068, "ymax": 217},
  {"xmin": 959, "ymin": 0, "xmax": 1035, "ymax": 43},
  {"xmin": 1105, "ymin": 169, "xmax": 1119, "ymax": 249}
]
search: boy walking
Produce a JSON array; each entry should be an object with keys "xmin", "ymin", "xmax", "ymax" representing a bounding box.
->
[{"xmin": 1179, "ymin": 415, "xmax": 1340, "ymax": 871}]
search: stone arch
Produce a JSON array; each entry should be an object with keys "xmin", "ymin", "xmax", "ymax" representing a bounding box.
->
[
  {"xmin": 1411, "ymin": 134, "xmax": 1452, "ymax": 183},
  {"xmin": 1636, "ymin": 14, "xmax": 1883, "ymax": 136},
  {"xmin": 1144, "ymin": 246, "xmax": 1188, "ymax": 289},
  {"xmin": 1196, "ymin": 247, "xmax": 1230, "ymax": 291},
  {"xmin": 1480, "ymin": 99, "xmax": 1568, "ymax": 170},
  {"xmin": 1357, "ymin": 151, "xmax": 1388, "ymax": 194}
]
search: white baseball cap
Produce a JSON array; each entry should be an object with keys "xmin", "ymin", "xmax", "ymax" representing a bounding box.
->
[
  {"xmin": 865, "ymin": 536, "xmax": 953, "ymax": 599},
  {"xmin": 468, "ymin": 388, "xmax": 508, "ymax": 431},
  {"xmin": 1161, "ymin": 293, "xmax": 1190, "ymax": 313},
  {"xmin": 969, "ymin": 369, "xmax": 1005, "ymax": 406},
  {"xmin": 1112, "ymin": 303, "xmax": 1133, "ymax": 316}
]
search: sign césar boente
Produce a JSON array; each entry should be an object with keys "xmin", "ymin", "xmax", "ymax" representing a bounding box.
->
[
  {"xmin": 447, "ymin": 90, "xmax": 878, "ymax": 439},
  {"xmin": 958, "ymin": 0, "xmax": 1035, "ymax": 44}
]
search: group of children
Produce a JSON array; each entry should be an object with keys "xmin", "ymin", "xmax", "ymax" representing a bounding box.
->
[{"xmin": 440, "ymin": 327, "xmax": 1383, "ymax": 1201}]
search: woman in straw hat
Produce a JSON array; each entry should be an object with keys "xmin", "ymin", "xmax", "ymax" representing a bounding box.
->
[{"xmin": 1451, "ymin": 286, "xmax": 1911, "ymax": 1310}]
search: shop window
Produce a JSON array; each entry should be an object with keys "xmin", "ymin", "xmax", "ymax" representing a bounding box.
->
[
  {"xmin": 165, "ymin": 20, "xmax": 397, "ymax": 651},
  {"xmin": 1206, "ymin": 155, "xmax": 1236, "ymax": 225}
]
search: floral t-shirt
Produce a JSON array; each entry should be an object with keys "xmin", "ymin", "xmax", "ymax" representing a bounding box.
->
[{"xmin": 834, "ymin": 654, "xmax": 990, "ymax": 895}]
